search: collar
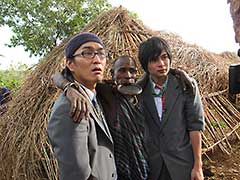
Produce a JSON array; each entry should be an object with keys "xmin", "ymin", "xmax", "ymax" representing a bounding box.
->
[
  {"xmin": 149, "ymin": 76, "xmax": 168, "ymax": 97},
  {"xmin": 79, "ymin": 84, "xmax": 97, "ymax": 101}
]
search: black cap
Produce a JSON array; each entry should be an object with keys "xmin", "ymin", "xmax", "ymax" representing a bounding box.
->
[{"xmin": 65, "ymin": 32, "xmax": 104, "ymax": 58}]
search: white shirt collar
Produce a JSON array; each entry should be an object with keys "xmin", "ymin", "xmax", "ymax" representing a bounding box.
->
[{"xmin": 79, "ymin": 84, "xmax": 96, "ymax": 101}]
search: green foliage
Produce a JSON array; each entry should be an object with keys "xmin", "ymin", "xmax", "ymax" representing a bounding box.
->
[
  {"xmin": 0, "ymin": 63, "xmax": 30, "ymax": 91},
  {"xmin": 128, "ymin": 11, "xmax": 139, "ymax": 19},
  {"xmin": 211, "ymin": 120, "xmax": 226, "ymax": 129},
  {"xmin": 0, "ymin": 0, "xmax": 111, "ymax": 57}
]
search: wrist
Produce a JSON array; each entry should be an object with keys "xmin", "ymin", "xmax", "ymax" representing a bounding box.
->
[
  {"xmin": 63, "ymin": 82, "xmax": 77, "ymax": 95},
  {"xmin": 194, "ymin": 160, "xmax": 203, "ymax": 169}
]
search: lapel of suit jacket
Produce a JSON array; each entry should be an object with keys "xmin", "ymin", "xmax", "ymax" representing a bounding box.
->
[
  {"xmin": 74, "ymin": 82, "xmax": 113, "ymax": 143},
  {"xmin": 89, "ymin": 102, "xmax": 113, "ymax": 143},
  {"xmin": 139, "ymin": 74, "xmax": 161, "ymax": 127},
  {"xmin": 159, "ymin": 73, "xmax": 181, "ymax": 131}
]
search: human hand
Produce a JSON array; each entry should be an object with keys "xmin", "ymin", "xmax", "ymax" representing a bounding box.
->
[
  {"xmin": 191, "ymin": 166, "xmax": 204, "ymax": 180},
  {"xmin": 52, "ymin": 72, "xmax": 69, "ymax": 90},
  {"xmin": 170, "ymin": 68, "xmax": 195, "ymax": 94},
  {"xmin": 66, "ymin": 86, "xmax": 89, "ymax": 123}
]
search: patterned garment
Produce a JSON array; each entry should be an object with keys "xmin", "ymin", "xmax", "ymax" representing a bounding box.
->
[
  {"xmin": 0, "ymin": 87, "xmax": 10, "ymax": 105},
  {"xmin": 109, "ymin": 93, "xmax": 149, "ymax": 180}
]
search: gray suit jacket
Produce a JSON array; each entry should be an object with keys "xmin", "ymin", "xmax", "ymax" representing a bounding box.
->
[
  {"xmin": 47, "ymin": 93, "xmax": 117, "ymax": 180},
  {"xmin": 137, "ymin": 73, "xmax": 204, "ymax": 180}
]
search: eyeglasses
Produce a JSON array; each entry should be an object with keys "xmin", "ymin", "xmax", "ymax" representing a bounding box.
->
[{"xmin": 73, "ymin": 50, "xmax": 106, "ymax": 59}]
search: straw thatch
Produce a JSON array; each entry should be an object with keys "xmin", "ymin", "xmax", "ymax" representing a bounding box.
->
[
  {"xmin": 0, "ymin": 6, "xmax": 240, "ymax": 180},
  {"xmin": 156, "ymin": 31, "xmax": 240, "ymax": 95},
  {"xmin": 228, "ymin": 0, "xmax": 240, "ymax": 44}
]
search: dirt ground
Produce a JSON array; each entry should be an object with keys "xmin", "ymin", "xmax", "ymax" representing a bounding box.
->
[{"xmin": 203, "ymin": 139, "xmax": 240, "ymax": 180}]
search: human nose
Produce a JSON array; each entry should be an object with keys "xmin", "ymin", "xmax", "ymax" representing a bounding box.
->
[
  {"xmin": 126, "ymin": 70, "xmax": 132, "ymax": 77},
  {"xmin": 122, "ymin": 70, "xmax": 132, "ymax": 79},
  {"xmin": 125, "ymin": 71, "xmax": 135, "ymax": 84},
  {"xmin": 92, "ymin": 54, "xmax": 102, "ymax": 63},
  {"xmin": 158, "ymin": 58, "xmax": 165, "ymax": 66}
]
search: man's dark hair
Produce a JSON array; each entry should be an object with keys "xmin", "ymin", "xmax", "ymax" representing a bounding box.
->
[
  {"xmin": 138, "ymin": 37, "xmax": 172, "ymax": 72},
  {"xmin": 62, "ymin": 67, "xmax": 75, "ymax": 82}
]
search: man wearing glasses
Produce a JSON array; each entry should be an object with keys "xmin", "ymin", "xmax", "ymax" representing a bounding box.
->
[
  {"xmin": 52, "ymin": 55, "xmax": 149, "ymax": 180},
  {"xmin": 47, "ymin": 32, "xmax": 117, "ymax": 180}
]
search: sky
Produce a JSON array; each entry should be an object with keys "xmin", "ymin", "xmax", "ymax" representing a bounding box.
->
[{"xmin": 0, "ymin": 0, "xmax": 238, "ymax": 70}]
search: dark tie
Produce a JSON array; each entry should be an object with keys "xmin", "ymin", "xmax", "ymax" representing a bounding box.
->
[
  {"xmin": 92, "ymin": 99, "xmax": 99, "ymax": 111},
  {"xmin": 91, "ymin": 98, "xmax": 111, "ymax": 137},
  {"xmin": 92, "ymin": 98, "xmax": 103, "ymax": 120}
]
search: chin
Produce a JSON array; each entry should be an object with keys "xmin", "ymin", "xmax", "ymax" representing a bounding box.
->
[
  {"xmin": 157, "ymin": 74, "xmax": 168, "ymax": 79},
  {"xmin": 96, "ymin": 77, "xmax": 104, "ymax": 82},
  {"xmin": 95, "ymin": 73, "xmax": 103, "ymax": 78}
]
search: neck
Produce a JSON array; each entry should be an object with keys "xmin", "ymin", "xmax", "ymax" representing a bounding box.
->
[
  {"xmin": 82, "ymin": 83, "xmax": 96, "ymax": 92},
  {"xmin": 76, "ymin": 80, "xmax": 96, "ymax": 92},
  {"xmin": 72, "ymin": 75, "xmax": 97, "ymax": 92},
  {"xmin": 151, "ymin": 75, "xmax": 167, "ymax": 86}
]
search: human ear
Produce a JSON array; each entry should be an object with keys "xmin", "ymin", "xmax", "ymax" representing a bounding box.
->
[{"xmin": 66, "ymin": 58, "xmax": 75, "ymax": 72}]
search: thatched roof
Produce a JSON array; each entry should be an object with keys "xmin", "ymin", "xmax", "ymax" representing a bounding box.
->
[
  {"xmin": 228, "ymin": 0, "xmax": 240, "ymax": 44},
  {"xmin": 0, "ymin": 6, "xmax": 240, "ymax": 180},
  {"xmin": 156, "ymin": 30, "xmax": 240, "ymax": 94}
]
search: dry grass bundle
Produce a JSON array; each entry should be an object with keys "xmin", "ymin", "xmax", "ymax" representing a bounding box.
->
[
  {"xmin": 80, "ymin": 5, "xmax": 152, "ymax": 77},
  {"xmin": 202, "ymin": 91, "xmax": 240, "ymax": 155},
  {"xmin": 219, "ymin": 51, "xmax": 240, "ymax": 62},
  {"xmin": 0, "ymin": 6, "xmax": 152, "ymax": 180},
  {"xmin": 0, "ymin": 45, "xmax": 65, "ymax": 179},
  {"xmin": 157, "ymin": 30, "xmax": 240, "ymax": 154},
  {"xmin": 158, "ymin": 31, "xmax": 240, "ymax": 95},
  {"xmin": 0, "ymin": 6, "xmax": 240, "ymax": 180}
]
